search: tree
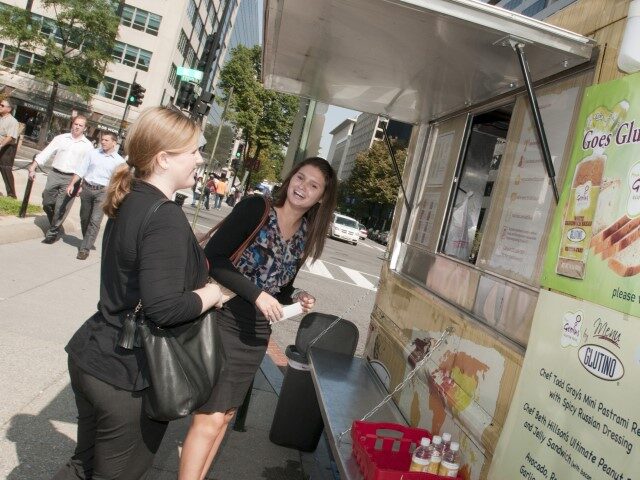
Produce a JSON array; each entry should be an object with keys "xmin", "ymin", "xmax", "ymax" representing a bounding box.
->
[
  {"xmin": 0, "ymin": 0, "xmax": 120, "ymax": 146},
  {"xmin": 217, "ymin": 44, "xmax": 298, "ymax": 185},
  {"xmin": 344, "ymin": 140, "xmax": 407, "ymax": 227},
  {"xmin": 252, "ymin": 144, "xmax": 285, "ymax": 184}
]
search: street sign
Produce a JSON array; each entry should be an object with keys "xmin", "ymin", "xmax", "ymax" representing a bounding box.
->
[{"xmin": 177, "ymin": 67, "xmax": 203, "ymax": 82}]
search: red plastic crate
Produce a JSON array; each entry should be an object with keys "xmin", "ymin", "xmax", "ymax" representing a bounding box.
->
[{"xmin": 351, "ymin": 421, "xmax": 463, "ymax": 480}]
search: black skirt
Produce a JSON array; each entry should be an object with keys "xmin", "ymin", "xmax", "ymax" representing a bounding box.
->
[{"xmin": 198, "ymin": 305, "xmax": 270, "ymax": 412}]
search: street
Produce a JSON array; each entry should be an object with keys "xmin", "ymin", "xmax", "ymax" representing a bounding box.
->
[{"xmin": 183, "ymin": 202, "xmax": 386, "ymax": 355}]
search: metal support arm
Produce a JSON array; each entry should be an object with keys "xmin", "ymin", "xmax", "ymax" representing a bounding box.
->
[
  {"xmin": 513, "ymin": 42, "xmax": 560, "ymax": 203},
  {"xmin": 382, "ymin": 123, "xmax": 412, "ymax": 214}
]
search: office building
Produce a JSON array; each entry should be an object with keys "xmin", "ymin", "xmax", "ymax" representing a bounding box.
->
[
  {"xmin": 0, "ymin": 0, "xmax": 240, "ymax": 144},
  {"xmin": 326, "ymin": 118, "xmax": 356, "ymax": 181},
  {"xmin": 336, "ymin": 113, "xmax": 411, "ymax": 181}
]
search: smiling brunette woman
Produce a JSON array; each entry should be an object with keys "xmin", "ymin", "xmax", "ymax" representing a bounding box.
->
[
  {"xmin": 179, "ymin": 157, "xmax": 338, "ymax": 480},
  {"xmin": 53, "ymin": 107, "xmax": 224, "ymax": 480}
]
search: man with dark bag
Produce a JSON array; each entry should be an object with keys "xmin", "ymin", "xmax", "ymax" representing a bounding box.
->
[{"xmin": 0, "ymin": 98, "xmax": 20, "ymax": 198}]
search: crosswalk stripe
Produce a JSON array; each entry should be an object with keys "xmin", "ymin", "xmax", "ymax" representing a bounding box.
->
[
  {"xmin": 339, "ymin": 266, "xmax": 376, "ymax": 290},
  {"xmin": 305, "ymin": 258, "xmax": 334, "ymax": 278}
]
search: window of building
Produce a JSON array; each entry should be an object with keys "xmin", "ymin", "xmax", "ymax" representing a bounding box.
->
[
  {"xmin": 0, "ymin": 42, "xmax": 43, "ymax": 74},
  {"xmin": 97, "ymin": 76, "xmax": 131, "ymax": 103},
  {"xmin": 187, "ymin": 0, "xmax": 197, "ymax": 20},
  {"xmin": 206, "ymin": 0, "xmax": 217, "ymax": 22},
  {"xmin": 120, "ymin": 5, "xmax": 162, "ymax": 36},
  {"xmin": 194, "ymin": 15, "xmax": 204, "ymax": 44},
  {"xmin": 178, "ymin": 30, "xmax": 189, "ymax": 58},
  {"xmin": 111, "ymin": 41, "xmax": 152, "ymax": 71}
]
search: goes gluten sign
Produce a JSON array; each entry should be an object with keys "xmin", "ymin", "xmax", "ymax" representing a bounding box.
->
[{"xmin": 541, "ymin": 71, "xmax": 640, "ymax": 316}]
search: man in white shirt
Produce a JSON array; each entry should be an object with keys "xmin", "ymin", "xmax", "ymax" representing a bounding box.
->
[
  {"xmin": 0, "ymin": 98, "xmax": 20, "ymax": 198},
  {"xmin": 66, "ymin": 132, "xmax": 124, "ymax": 260},
  {"xmin": 28, "ymin": 116, "xmax": 93, "ymax": 243}
]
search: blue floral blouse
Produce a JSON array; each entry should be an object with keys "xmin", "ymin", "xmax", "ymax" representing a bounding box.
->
[{"xmin": 234, "ymin": 207, "xmax": 307, "ymax": 295}]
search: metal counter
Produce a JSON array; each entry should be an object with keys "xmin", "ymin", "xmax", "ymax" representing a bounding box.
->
[{"xmin": 308, "ymin": 349, "xmax": 408, "ymax": 480}]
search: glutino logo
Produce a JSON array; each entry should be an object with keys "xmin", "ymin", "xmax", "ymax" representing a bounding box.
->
[{"xmin": 578, "ymin": 344, "xmax": 624, "ymax": 381}]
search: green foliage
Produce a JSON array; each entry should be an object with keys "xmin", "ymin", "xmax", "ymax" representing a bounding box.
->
[
  {"xmin": 0, "ymin": 0, "xmax": 120, "ymax": 100},
  {"xmin": 253, "ymin": 144, "xmax": 285, "ymax": 183},
  {"xmin": 0, "ymin": 197, "xmax": 42, "ymax": 216},
  {"xmin": 217, "ymin": 44, "xmax": 298, "ymax": 176},
  {"xmin": 347, "ymin": 140, "xmax": 407, "ymax": 206}
]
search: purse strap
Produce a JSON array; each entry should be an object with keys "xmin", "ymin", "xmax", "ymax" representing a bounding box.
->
[
  {"xmin": 118, "ymin": 198, "xmax": 173, "ymax": 350},
  {"xmin": 199, "ymin": 195, "xmax": 272, "ymax": 263}
]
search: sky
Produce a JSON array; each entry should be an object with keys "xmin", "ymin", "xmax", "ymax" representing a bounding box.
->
[{"xmin": 319, "ymin": 105, "xmax": 360, "ymax": 159}]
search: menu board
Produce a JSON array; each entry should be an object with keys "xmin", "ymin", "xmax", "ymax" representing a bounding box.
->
[
  {"xmin": 489, "ymin": 290, "xmax": 639, "ymax": 480},
  {"xmin": 412, "ymin": 191, "xmax": 441, "ymax": 246},
  {"xmin": 488, "ymin": 87, "xmax": 580, "ymax": 279},
  {"xmin": 427, "ymin": 131, "xmax": 454, "ymax": 186},
  {"xmin": 541, "ymin": 72, "xmax": 640, "ymax": 316}
]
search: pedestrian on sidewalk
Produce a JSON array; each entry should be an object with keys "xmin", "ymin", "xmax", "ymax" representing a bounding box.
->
[
  {"xmin": 65, "ymin": 131, "xmax": 125, "ymax": 260},
  {"xmin": 28, "ymin": 116, "xmax": 93, "ymax": 244},
  {"xmin": 191, "ymin": 174, "xmax": 202, "ymax": 206},
  {"xmin": 0, "ymin": 98, "xmax": 20, "ymax": 198},
  {"xmin": 213, "ymin": 172, "xmax": 228, "ymax": 209},
  {"xmin": 53, "ymin": 107, "xmax": 224, "ymax": 480},
  {"xmin": 204, "ymin": 173, "xmax": 216, "ymax": 210},
  {"xmin": 178, "ymin": 157, "xmax": 338, "ymax": 480}
]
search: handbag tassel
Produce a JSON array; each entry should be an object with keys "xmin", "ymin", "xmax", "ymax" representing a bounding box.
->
[{"xmin": 118, "ymin": 311, "xmax": 139, "ymax": 350}]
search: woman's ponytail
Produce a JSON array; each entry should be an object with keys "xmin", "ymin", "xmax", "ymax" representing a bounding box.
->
[{"xmin": 103, "ymin": 162, "xmax": 134, "ymax": 218}]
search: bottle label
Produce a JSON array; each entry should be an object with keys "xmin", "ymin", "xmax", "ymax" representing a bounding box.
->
[
  {"xmin": 426, "ymin": 457, "xmax": 441, "ymax": 474},
  {"xmin": 439, "ymin": 460, "xmax": 459, "ymax": 477},
  {"xmin": 409, "ymin": 457, "xmax": 429, "ymax": 472}
]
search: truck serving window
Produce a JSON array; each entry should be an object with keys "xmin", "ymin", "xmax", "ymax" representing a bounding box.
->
[{"xmin": 441, "ymin": 107, "xmax": 512, "ymax": 264}]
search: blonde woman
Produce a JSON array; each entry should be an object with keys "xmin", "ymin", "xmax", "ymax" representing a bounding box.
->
[{"xmin": 53, "ymin": 108, "xmax": 224, "ymax": 480}]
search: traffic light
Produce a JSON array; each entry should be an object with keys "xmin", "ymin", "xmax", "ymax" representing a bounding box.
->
[
  {"xmin": 194, "ymin": 91, "xmax": 214, "ymax": 116},
  {"xmin": 176, "ymin": 81, "xmax": 197, "ymax": 110},
  {"xmin": 197, "ymin": 33, "xmax": 217, "ymax": 71},
  {"xmin": 236, "ymin": 142, "xmax": 244, "ymax": 158},
  {"xmin": 128, "ymin": 82, "xmax": 145, "ymax": 107},
  {"xmin": 231, "ymin": 158, "xmax": 241, "ymax": 172}
]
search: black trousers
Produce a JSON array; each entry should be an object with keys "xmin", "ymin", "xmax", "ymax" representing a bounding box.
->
[
  {"xmin": 0, "ymin": 143, "xmax": 17, "ymax": 198},
  {"xmin": 52, "ymin": 357, "xmax": 168, "ymax": 480}
]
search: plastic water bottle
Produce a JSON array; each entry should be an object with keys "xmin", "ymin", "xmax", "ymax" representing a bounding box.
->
[
  {"xmin": 441, "ymin": 432, "xmax": 452, "ymax": 453},
  {"xmin": 409, "ymin": 437, "xmax": 431, "ymax": 472},
  {"xmin": 426, "ymin": 435, "xmax": 442, "ymax": 473},
  {"xmin": 439, "ymin": 441, "xmax": 460, "ymax": 477}
]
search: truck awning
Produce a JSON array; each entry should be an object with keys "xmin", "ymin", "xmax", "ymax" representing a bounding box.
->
[{"xmin": 262, "ymin": 0, "xmax": 596, "ymax": 124}]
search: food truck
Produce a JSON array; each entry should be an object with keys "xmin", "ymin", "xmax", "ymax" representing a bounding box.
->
[{"xmin": 263, "ymin": 1, "xmax": 639, "ymax": 478}]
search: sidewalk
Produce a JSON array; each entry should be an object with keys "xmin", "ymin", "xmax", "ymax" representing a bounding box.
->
[
  {"xmin": 0, "ymin": 168, "xmax": 336, "ymax": 479},
  {"xmin": 0, "ymin": 156, "xmax": 81, "ymax": 246}
]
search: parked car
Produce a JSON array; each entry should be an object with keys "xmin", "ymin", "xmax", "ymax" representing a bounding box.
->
[
  {"xmin": 358, "ymin": 223, "xmax": 368, "ymax": 240},
  {"xmin": 378, "ymin": 231, "xmax": 389, "ymax": 245},
  {"xmin": 329, "ymin": 212, "xmax": 360, "ymax": 245}
]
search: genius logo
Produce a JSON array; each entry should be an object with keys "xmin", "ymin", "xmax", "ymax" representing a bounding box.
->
[{"xmin": 578, "ymin": 344, "xmax": 624, "ymax": 381}]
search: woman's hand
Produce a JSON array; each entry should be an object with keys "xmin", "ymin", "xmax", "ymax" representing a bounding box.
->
[
  {"xmin": 296, "ymin": 291, "xmax": 316, "ymax": 313},
  {"xmin": 255, "ymin": 291, "xmax": 283, "ymax": 323},
  {"xmin": 195, "ymin": 282, "xmax": 224, "ymax": 313}
]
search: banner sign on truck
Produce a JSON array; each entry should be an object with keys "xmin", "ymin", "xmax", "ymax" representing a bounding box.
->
[
  {"xmin": 489, "ymin": 290, "xmax": 639, "ymax": 480},
  {"xmin": 541, "ymin": 72, "xmax": 640, "ymax": 316}
]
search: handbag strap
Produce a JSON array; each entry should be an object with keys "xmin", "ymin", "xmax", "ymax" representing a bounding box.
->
[
  {"xmin": 118, "ymin": 198, "xmax": 172, "ymax": 350},
  {"xmin": 199, "ymin": 195, "xmax": 271, "ymax": 263}
]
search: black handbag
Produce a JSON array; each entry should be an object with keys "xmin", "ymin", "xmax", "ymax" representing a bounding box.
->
[{"xmin": 118, "ymin": 199, "xmax": 224, "ymax": 421}]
